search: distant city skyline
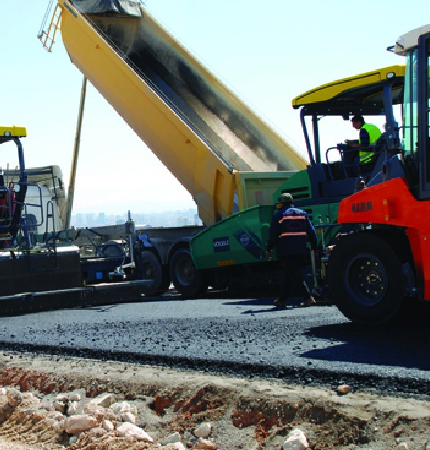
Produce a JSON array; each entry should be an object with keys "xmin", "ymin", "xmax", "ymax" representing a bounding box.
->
[{"xmin": 70, "ymin": 207, "xmax": 201, "ymax": 228}]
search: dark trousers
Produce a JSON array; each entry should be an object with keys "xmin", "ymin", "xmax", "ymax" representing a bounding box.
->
[{"xmin": 279, "ymin": 254, "xmax": 309, "ymax": 301}]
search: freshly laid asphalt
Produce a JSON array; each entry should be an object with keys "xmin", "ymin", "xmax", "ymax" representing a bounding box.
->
[{"xmin": 0, "ymin": 293, "xmax": 429, "ymax": 399}]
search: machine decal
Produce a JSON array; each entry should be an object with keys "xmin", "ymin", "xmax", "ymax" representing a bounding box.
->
[
  {"xmin": 213, "ymin": 236, "xmax": 230, "ymax": 253},
  {"xmin": 233, "ymin": 230, "xmax": 264, "ymax": 260},
  {"xmin": 239, "ymin": 233, "xmax": 250, "ymax": 247},
  {"xmin": 352, "ymin": 201, "xmax": 373, "ymax": 213}
]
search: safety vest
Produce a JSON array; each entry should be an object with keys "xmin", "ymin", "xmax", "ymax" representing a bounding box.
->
[
  {"xmin": 279, "ymin": 214, "xmax": 307, "ymax": 237},
  {"xmin": 359, "ymin": 123, "xmax": 382, "ymax": 163},
  {"xmin": 277, "ymin": 209, "xmax": 309, "ymax": 255}
]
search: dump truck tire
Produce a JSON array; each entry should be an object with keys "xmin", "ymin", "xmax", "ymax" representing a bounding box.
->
[
  {"xmin": 139, "ymin": 251, "xmax": 170, "ymax": 296},
  {"xmin": 169, "ymin": 248, "xmax": 207, "ymax": 298}
]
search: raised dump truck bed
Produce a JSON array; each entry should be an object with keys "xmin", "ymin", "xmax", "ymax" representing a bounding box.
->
[{"xmin": 53, "ymin": 0, "xmax": 305, "ymax": 225}]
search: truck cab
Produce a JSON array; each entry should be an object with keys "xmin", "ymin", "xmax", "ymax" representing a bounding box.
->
[{"xmin": 394, "ymin": 24, "xmax": 430, "ymax": 201}]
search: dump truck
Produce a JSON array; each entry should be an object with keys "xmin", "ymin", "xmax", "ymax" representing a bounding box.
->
[
  {"xmin": 38, "ymin": 0, "xmax": 406, "ymax": 298},
  {"xmin": 322, "ymin": 24, "xmax": 430, "ymax": 325}
]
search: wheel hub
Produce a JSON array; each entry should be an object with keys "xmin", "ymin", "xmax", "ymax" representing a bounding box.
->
[{"xmin": 346, "ymin": 254, "xmax": 387, "ymax": 306}]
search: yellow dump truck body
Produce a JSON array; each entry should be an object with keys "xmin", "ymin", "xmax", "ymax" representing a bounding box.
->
[{"xmin": 56, "ymin": 1, "xmax": 306, "ymax": 225}]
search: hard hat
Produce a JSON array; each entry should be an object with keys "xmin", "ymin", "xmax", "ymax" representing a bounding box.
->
[{"xmin": 278, "ymin": 192, "xmax": 294, "ymax": 203}]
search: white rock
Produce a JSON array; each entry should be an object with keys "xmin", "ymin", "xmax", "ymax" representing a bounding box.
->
[
  {"xmin": 7, "ymin": 388, "xmax": 22, "ymax": 407},
  {"xmin": 121, "ymin": 411, "xmax": 136, "ymax": 423},
  {"xmin": 337, "ymin": 384, "xmax": 351, "ymax": 395},
  {"xmin": 91, "ymin": 394, "xmax": 115, "ymax": 408},
  {"xmin": 0, "ymin": 388, "xmax": 7, "ymax": 395},
  {"xmin": 183, "ymin": 431, "xmax": 193, "ymax": 441},
  {"xmin": 56, "ymin": 394, "xmax": 69, "ymax": 402},
  {"xmin": 166, "ymin": 431, "xmax": 181, "ymax": 443},
  {"xmin": 195, "ymin": 422, "xmax": 212, "ymax": 438},
  {"xmin": 397, "ymin": 444, "xmax": 409, "ymax": 450},
  {"xmin": 84, "ymin": 403, "xmax": 104, "ymax": 416},
  {"xmin": 103, "ymin": 419, "xmax": 115, "ymax": 432},
  {"xmin": 111, "ymin": 401, "xmax": 137, "ymax": 415},
  {"xmin": 117, "ymin": 422, "xmax": 153, "ymax": 442},
  {"xmin": 64, "ymin": 414, "xmax": 98, "ymax": 434},
  {"xmin": 166, "ymin": 443, "xmax": 186, "ymax": 450},
  {"xmin": 195, "ymin": 438, "xmax": 217, "ymax": 449},
  {"xmin": 283, "ymin": 428, "xmax": 309, "ymax": 450},
  {"xmin": 69, "ymin": 393, "xmax": 81, "ymax": 402},
  {"xmin": 67, "ymin": 402, "xmax": 78, "ymax": 415}
]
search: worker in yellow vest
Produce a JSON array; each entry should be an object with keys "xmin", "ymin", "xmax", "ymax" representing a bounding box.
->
[{"xmin": 345, "ymin": 115, "xmax": 382, "ymax": 163}]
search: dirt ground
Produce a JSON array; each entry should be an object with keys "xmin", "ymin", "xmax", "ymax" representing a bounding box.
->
[{"xmin": 0, "ymin": 352, "xmax": 429, "ymax": 450}]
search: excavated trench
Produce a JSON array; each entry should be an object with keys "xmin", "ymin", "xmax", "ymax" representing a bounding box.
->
[{"xmin": 0, "ymin": 351, "xmax": 429, "ymax": 450}]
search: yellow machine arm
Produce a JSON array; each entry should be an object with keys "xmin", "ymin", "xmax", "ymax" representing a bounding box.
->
[{"xmin": 45, "ymin": 1, "xmax": 306, "ymax": 225}]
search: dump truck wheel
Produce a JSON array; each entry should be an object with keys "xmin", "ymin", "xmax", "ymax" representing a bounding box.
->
[
  {"xmin": 139, "ymin": 251, "xmax": 170, "ymax": 296},
  {"xmin": 327, "ymin": 233, "xmax": 405, "ymax": 325},
  {"xmin": 170, "ymin": 248, "xmax": 207, "ymax": 298}
]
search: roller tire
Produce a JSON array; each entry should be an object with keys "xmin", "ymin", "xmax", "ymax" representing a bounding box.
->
[{"xmin": 327, "ymin": 233, "xmax": 405, "ymax": 325}]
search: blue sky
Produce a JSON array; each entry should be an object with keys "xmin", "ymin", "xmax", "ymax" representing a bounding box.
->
[{"xmin": 0, "ymin": 0, "xmax": 428, "ymax": 215}]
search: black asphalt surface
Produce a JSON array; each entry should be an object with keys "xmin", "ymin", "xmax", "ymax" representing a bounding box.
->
[{"xmin": 0, "ymin": 292, "xmax": 430, "ymax": 399}]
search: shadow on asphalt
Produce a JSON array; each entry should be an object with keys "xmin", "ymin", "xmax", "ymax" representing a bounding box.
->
[
  {"xmin": 222, "ymin": 297, "xmax": 276, "ymax": 314},
  {"xmin": 222, "ymin": 297, "xmax": 333, "ymax": 314},
  {"xmin": 304, "ymin": 316, "xmax": 430, "ymax": 370}
]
